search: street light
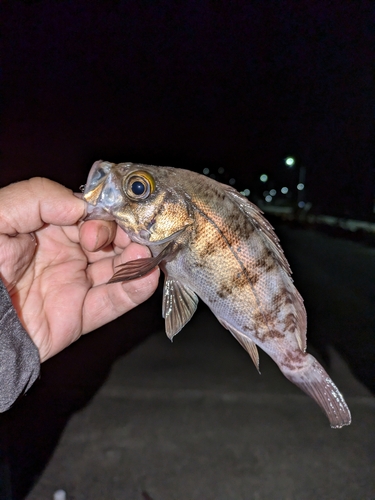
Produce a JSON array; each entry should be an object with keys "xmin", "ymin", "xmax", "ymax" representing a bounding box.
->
[{"xmin": 284, "ymin": 157, "xmax": 295, "ymax": 167}]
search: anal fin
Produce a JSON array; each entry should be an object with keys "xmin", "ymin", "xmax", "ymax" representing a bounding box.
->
[{"xmin": 219, "ymin": 319, "xmax": 260, "ymax": 373}]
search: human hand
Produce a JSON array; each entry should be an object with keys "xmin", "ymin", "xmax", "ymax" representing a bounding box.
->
[{"xmin": 0, "ymin": 177, "xmax": 160, "ymax": 362}]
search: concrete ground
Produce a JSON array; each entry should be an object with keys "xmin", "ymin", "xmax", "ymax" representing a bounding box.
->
[
  {"xmin": 27, "ymin": 309, "xmax": 375, "ymax": 500},
  {"xmin": 3, "ymin": 225, "xmax": 371, "ymax": 500},
  {"xmin": 26, "ymin": 304, "xmax": 375, "ymax": 499}
]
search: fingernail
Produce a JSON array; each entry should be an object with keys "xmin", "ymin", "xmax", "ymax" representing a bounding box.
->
[
  {"xmin": 29, "ymin": 232, "xmax": 37, "ymax": 246},
  {"xmin": 95, "ymin": 226, "xmax": 110, "ymax": 251}
]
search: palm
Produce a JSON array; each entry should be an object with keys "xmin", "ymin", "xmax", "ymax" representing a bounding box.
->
[{"xmin": 9, "ymin": 222, "xmax": 158, "ymax": 361}]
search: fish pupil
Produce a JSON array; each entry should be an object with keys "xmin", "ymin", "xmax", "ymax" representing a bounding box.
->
[{"xmin": 131, "ymin": 181, "xmax": 145, "ymax": 195}]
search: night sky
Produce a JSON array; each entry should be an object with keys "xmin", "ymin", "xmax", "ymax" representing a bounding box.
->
[{"xmin": 1, "ymin": 1, "xmax": 374, "ymax": 217}]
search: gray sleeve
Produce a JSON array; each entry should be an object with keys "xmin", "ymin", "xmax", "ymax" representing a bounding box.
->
[{"xmin": 0, "ymin": 279, "xmax": 40, "ymax": 412}]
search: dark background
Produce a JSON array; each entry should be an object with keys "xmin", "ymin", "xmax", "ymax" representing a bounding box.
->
[
  {"xmin": 1, "ymin": 0, "xmax": 374, "ymax": 217},
  {"xmin": 0, "ymin": 2, "xmax": 375, "ymax": 498}
]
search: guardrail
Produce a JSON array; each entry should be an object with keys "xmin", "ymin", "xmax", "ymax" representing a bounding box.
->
[{"xmin": 257, "ymin": 200, "xmax": 375, "ymax": 234}]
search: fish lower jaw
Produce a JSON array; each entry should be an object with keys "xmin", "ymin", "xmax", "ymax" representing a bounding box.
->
[{"xmin": 124, "ymin": 230, "xmax": 152, "ymax": 245}]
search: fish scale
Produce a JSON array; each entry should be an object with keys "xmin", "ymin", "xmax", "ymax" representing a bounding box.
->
[{"xmin": 83, "ymin": 160, "xmax": 351, "ymax": 428}]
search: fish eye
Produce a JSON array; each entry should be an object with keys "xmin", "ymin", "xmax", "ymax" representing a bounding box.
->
[
  {"xmin": 124, "ymin": 171, "xmax": 155, "ymax": 200},
  {"xmin": 131, "ymin": 181, "xmax": 146, "ymax": 195}
]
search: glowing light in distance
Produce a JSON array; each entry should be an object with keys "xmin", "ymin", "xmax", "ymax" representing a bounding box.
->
[
  {"xmin": 265, "ymin": 195, "xmax": 272, "ymax": 202},
  {"xmin": 218, "ymin": 167, "xmax": 225, "ymax": 174},
  {"xmin": 281, "ymin": 187, "xmax": 288, "ymax": 194},
  {"xmin": 241, "ymin": 188, "xmax": 250, "ymax": 196},
  {"xmin": 229, "ymin": 178, "xmax": 236, "ymax": 185},
  {"xmin": 298, "ymin": 201, "xmax": 305, "ymax": 208},
  {"xmin": 297, "ymin": 183, "xmax": 305, "ymax": 191},
  {"xmin": 285, "ymin": 157, "xmax": 295, "ymax": 167},
  {"xmin": 260, "ymin": 174, "xmax": 268, "ymax": 182},
  {"xmin": 203, "ymin": 168, "xmax": 209, "ymax": 175},
  {"xmin": 269, "ymin": 189, "xmax": 276, "ymax": 196},
  {"xmin": 263, "ymin": 191, "xmax": 269, "ymax": 197}
]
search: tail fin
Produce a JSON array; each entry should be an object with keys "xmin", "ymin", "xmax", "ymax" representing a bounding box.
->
[{"xmin": 281, "ymin": 353, "xmax": 351, "ymax": 428}]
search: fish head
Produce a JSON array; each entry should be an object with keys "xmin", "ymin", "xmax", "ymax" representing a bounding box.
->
[{"xmin": 83, "ymin": 160, "xmax": 194, "ymax": 245}]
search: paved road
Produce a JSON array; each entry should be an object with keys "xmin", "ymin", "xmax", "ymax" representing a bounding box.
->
[{"xmin": 2, "ymin": 226, "xmax": 375, "ymax": 499}]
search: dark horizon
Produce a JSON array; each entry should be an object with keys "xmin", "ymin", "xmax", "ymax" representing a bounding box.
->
[{"xmin": 1, "ymin": 1, "xmax": 374, "ymax": 217}]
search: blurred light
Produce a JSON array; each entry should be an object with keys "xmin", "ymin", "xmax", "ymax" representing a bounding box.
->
[
  {"xmin": 263, "ymin": 190, "xmax": 269, "ymax": 197},
  {"xmin": 265, "ymin": 195, "xmax": 272, "ymax": 202},
  {"xmin": 218, "ymin": 167, "xmax": 225, "ymax": 174},
  {"xmin": 297, "ymin": 183, "xmax": 304, "ymax": 191},
  {"xmin": 298, "ymin": 201, "xmax": 306, "ymax": 208},
  {"xmin": 243, "ymin": 188, "xmax": 250, "ymax": 196},
  {"xmin": 285, "ymin": 157, "xmax": 295, "ymax": 167},
  {"xmin": 260, "ymin": 174, "xmax": 268, "ymax": 182},
  {"xmin": 281, "ymin": 187, "xmax": 288, "ymax": 194},
  {"xmin": 229, "ymin": 178, "xmax": 236, "ymax": 185},
  {"xmin": 269, "ymin": 189, "xmax": 276, "ymax": 196},
  {"xmin": 203, "ymin": 168, "xmax": 209, "ymax": 175}
]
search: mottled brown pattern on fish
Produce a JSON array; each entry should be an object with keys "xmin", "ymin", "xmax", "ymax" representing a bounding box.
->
[
  {"xmin": 223, "ymin": 212, "xmax": 255, "ymax": 243},
  {"xmin": 197, "ymin": 237, "xmax": 227, "ymax": 260},
  {"xmin": 267, "ymin": 329, "xmax": 285, "ymax": 339},
  {"xmin": 256, "ymin": 248, "xmax": 276, "ymax": 273},
  {"xmin": 283, "ymin": 312, "xmax": 298, "ymax": 333},
  {"xmin": 249, "ymin": 272, "xmax": 259, "ymax": 285},
  {"xmin": 280, "ymin": 350, "xmax": 306, "ymax": 371},
  {"xmin": 217, "ymin": 283, "xmax": 233, "ymax": 299},
  {"xmin": 273, "ymin": 286, "xmax": 296, "ymax": 314},
  {"xmin": 284, "ymin": 291, "xmax": 294, "ymax": 305}
]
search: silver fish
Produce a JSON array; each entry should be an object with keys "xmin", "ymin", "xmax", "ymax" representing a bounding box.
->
[{"xmin": 83, "ymin": 160, "xmax": 351, "ymax": 428}]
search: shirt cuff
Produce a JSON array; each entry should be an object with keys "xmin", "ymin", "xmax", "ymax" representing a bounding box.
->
[{"xmin": 0, "ymin": 279, "xmax": 40, "ymax": 412}]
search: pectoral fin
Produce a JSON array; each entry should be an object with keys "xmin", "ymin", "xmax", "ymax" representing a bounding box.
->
[
  {"xmin": 219, "ymin": 319, "xmax": 260, "ymax": 373},
  {"xmin": 162, "ymin": 276, "xmax": 199, "ymax": 340},
  {"xmin": 108, "ymin": 241, "xmax": 176, "ymax": 283}
]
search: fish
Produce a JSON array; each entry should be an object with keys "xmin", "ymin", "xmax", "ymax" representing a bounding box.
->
[{"xmin": 83, "ymin": 160, "xmax": 351, "ymax": 428}]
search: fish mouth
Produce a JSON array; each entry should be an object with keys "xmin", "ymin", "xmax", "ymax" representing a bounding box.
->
[{"xmin": 82, "ymin": 203, "xmax": 115, "ymax": 222}]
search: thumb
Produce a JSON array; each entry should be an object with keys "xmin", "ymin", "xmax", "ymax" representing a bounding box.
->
[{"xmin": 0, "ymin": 177, "xmax": 87, "ymax": 235}]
